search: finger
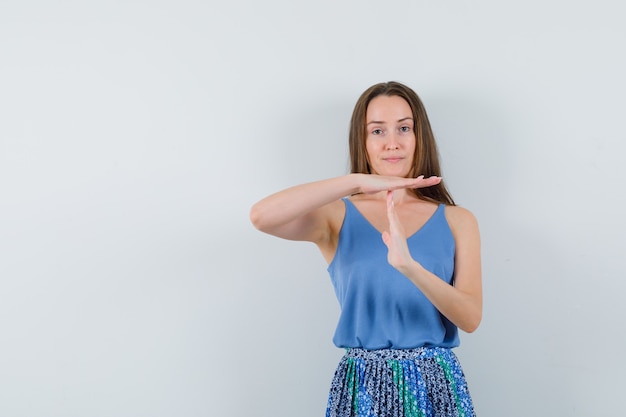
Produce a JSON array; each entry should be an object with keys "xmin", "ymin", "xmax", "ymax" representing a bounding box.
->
[
  {"xmin": 414, "ymin": 175, "xmax": 442, "ymax": 188},
  {"xmin": 386, "ymin": 190, "xmax": 396, "ymax": 220},
  {"xmin": 386, "ymin": 190, "xmax": 402, "ymax": 236}
]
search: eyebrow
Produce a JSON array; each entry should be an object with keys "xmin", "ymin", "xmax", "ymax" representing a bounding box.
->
[{"xmin": 366, "ymin": 117, "xmax": 413, "ymax": 126}]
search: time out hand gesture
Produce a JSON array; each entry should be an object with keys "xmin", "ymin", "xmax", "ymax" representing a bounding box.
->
[{"xmin": 381, "ymin": 190, "xmax": 415, "ymax": 272}]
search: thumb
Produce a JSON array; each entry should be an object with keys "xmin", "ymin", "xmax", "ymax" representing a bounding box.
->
[{"xmin": 382, "ymin": 230, "xmax": 390, "ymax": 246}]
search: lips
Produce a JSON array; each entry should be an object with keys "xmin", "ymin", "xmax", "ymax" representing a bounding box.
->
[{"xmin": 383, "ymin": 156, "xmax": 404, "ymax": 163}]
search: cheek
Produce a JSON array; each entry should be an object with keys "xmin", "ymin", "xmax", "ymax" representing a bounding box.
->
[
  {"xmin": 406, "ymin": 137, "xmax": 417, "ymax": 155},
  {"xmin": 407, "ymin": 145, "xmax": 415, "ymax": 156}
]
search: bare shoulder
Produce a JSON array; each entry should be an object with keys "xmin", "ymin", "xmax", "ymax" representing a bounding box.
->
[{"xmin": 444, "ymin": 205, "xmax": 480, "ymax": 237}]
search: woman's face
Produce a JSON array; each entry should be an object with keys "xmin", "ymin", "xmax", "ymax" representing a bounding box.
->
[{"xmin": 365, "ymin": 95, "xmax": 416, "ymax": 177}]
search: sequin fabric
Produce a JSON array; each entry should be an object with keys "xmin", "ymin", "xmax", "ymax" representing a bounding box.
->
[{"xmin": 326, "ymin": 347, "xmax": 475, "ymax": 417}]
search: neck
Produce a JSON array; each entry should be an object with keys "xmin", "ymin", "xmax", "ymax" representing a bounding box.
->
[{"xmin": 372, "ymin": 188, "xmax": 415, "ymax": 204}]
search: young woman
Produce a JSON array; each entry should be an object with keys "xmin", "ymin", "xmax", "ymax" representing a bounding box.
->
[{"xmin": 250, "ymin": 81, "xmax": 482, "ymax": 417}]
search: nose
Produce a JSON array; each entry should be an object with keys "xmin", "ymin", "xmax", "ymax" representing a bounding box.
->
[{"xmin": 385, "ymin": 132, "xmax": 400, "ymax": 150}]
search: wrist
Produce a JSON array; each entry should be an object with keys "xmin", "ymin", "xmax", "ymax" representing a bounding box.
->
[
  {"xmin": 396, "ymin": 258, "xmax": 423, "ymax": 278},
  {"xmin": 347, "ymin": 173, "xmax": 366, "ymax": 195}
]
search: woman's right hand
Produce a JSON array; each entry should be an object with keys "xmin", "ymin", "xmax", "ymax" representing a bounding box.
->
[
  {"xmin": 250, "ymin": 173, "xmax": 441, "ymax": 244},
  {"xmin": 358, "ymin": 174, "xmax": 442, "ymax": 195}
]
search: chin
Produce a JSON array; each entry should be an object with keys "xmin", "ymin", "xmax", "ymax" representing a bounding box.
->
[
  {"xmin": 391, "ymin": 170, "xmax": 413, "ymax": 178},
  {"xmin": 371, "ymin": 165, "xmax": 412, "ymax": 178}
]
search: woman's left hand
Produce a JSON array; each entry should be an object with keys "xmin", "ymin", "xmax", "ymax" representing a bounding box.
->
[
  {"xmin": 381, "ymin": 190, "xmax": 415, "ymax": 272},
  {"xmin": 382, "ymin": 189, "xmax": 483, "ymax": 333}
]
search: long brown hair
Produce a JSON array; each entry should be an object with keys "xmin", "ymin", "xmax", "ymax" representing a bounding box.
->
[{"xmin": 349, "ymin": 81, "xmax": 455, "ymax": 205}]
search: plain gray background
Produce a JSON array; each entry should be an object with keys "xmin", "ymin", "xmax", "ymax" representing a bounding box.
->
[{"xmin": 1, "ymin": 1, "xmax": 625, "ymax": 416}]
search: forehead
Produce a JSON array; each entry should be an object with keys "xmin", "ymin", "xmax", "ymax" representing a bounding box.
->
[{"xmin": 366, "ymin": 95, "xmax": 412, "ymax": 122}]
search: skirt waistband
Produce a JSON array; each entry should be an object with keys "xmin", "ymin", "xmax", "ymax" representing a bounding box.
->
[{"xmin": 344, "ymin": 346, "xmax": 453, "ymax": 361}]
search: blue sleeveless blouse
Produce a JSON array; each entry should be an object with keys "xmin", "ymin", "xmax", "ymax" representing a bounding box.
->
[{"xmin": 327, "ymin": 198, "xmax": 459, "ymax": 349}]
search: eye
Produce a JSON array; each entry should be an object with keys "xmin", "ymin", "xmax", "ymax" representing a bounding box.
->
[
  {"xmin": 400, "ymin": 126, "xmax": 411, "ymax": 133},
  {"xmin": 371, "ymin": 128, "xmax": 384, "ymax": 135}
]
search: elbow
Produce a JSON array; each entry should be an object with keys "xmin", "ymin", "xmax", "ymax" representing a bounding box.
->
[
  {"xmin": 459, "ymin": 310, "xmax": 482, "ymax": 334},
  {"xmin": 249, "ymin": 202, "xmax": 276, "ymax": 234},
  {"xmin": 249, "ymin": 203, "xmax": 265, "ymax": 231},
  {"xmin": 462, "ymin": 322, "xmax": 480, "ymax": 334}
]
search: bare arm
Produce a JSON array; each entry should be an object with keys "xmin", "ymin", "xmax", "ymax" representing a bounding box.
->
[
  {"xmin": 382, "ymin": 191, "xmax": 482, "ymax": 333},
  {"xmin": 250, "ymin": 174, "xmax": 442, "ymax": 245},
  {"xmin": 249, "ymin": 175, "xmax": 360, "ymax": 244}
]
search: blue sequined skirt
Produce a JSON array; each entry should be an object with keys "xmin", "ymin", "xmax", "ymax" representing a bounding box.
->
[{"xmin": 326, "ymin": 347, "xmax": 475, "ymax": 417}]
